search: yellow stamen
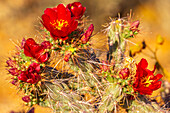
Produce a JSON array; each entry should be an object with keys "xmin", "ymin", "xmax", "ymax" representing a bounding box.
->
[
  {"xmin": 50, "ymin": 19, "xmax": 68, "ymax": 30},
  {"xmin": 142, "ymin": 76, "xmax": 153, "ymax": 87}
]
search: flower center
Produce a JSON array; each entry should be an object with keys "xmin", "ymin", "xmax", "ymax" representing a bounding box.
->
[
  {"xmin": 141, "ymin": 76, "xmax": 153, "ymax": 87},
  {"xmin": 50, "ymin": 19, "xmax": 68, "ymax": 30}
]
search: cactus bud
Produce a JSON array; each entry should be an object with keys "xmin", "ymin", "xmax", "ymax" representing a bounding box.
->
[
  {"xmin": 119, "ymin": 68, "xmax": 129, "ymax": 79},
  {"xmin": 81, "ymin": 24, "xmax": 94, "ymax": 44},
  {"xmin": 22, "ymin": 96, "xmax": 31, "ymax": 102},
  {"xmin": 130, "ymin": 20, "xmax": 140, "ymax": 32},
  {"xmin": 66, "ymin": 2, "xmax": 86, "ymax": 20}
]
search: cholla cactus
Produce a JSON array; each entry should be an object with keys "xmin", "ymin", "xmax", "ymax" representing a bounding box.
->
[{"xmin": 6, "ymin": 2, "xmax": 167, "ymax": 113}]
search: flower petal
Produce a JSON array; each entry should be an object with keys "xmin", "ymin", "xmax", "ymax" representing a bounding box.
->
[
  {"xmin": 38, "ymin": 52, "xmax": 50, "ymax": 63},
  {"xmin": 138, "ymin": 58, "xmax": 148, "ymax": 69},
  {"xmin": 44, "ymin": 8, "xmax": 58, "ymax": 20}
]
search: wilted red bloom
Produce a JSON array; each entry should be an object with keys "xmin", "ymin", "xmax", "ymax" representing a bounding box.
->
[
  {"xmin": 22, "ymin": 96, "xmax": 31, "ymax": 102},
  {"xmin": 66, "ymin": 2, "xmax": 86, "ymax": 19},
  {"xmin": 18, "ymin": 63, "xmax": 41, "ymax": 84},
  {"xmin": 81, "ymin": 24, "xmax": 94, "ymax": 44},
  {"xmin": 24, "ymin": 38, "xmax": 50, "ymax": 63},
  {"xmin": 130, "ymin": 20, "xmax": 140, "ymax": 32},
  {"xmin": 64, "ymin": 52, "xmax": 71, "ymax": 62},
  {"xmin": 119, "ymin": 68, "xmax": 130, "ymax": 79},
  {"xmin": 100, "ymin": 61, "xmax": 110, "ymax": 72},
  {"xmin": 8, "ymin": 68, "xmax": 20, "ymax": 76},
  {"xmin": 41, "ymin": 4, "xmax": 78, "ymax": 40},
  {"xmin": 133, "ymin": 58, "xmax": 163, "ymax": 95}
]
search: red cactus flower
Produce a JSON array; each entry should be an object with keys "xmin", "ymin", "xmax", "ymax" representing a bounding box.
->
[
  {"xmin": 66, "ymin": 2, "xmax": 86, "ymax": 19},
  {"xmin": 18, "ymin": 63, "xmax": 41, "ymax": 84},
  {"xmin": 81, "ymin": 24, "xmax": 94, "ymax": 44},
  {"xmin": 41, "ymin": 4, "xmax": 78, "ymax": 40},
  {"xmin": 24, "ymin": 38, "xmax": 50, "ymax": 63},
  {"xmin": 8, "ymin": 68, "xmax": 20, "ymax": 76},
  {"xmin": 130, "ymin": 20, "xmax": 140, "ymax": 32},
  {"xmin": 22, "ymin": 96, "xmax": 31, "ymax": 102},
  {"xmin": 119, "ymin": 68, "xmax": 130, "ymax": 79},
  {"xmin": 133, "ymin": 58, "xmax": 163, "ymax": 95}
]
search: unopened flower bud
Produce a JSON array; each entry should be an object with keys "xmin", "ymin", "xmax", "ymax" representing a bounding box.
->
[
  {"xmin": 22, "ymin": 96, "xmax": 31, "ymax": 102},
  {"xmin": 81, "ymin": 24, "xmax": 94, "ymax": 44},
  {"xmin": 119, "ymin": 68, "xmax": 130, "ymax": 79},
  {"xmin": 130, "ymin": 20, "xmax": 140, "ymax": 32},
  {"xmin": 66, "ymin": 2, "xmax": 86, "ymax": 19}
]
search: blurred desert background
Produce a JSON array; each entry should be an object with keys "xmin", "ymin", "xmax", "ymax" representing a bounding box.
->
[{"xmin": 0, "ymin": 0, "xmax": 170, "ymax": 112}]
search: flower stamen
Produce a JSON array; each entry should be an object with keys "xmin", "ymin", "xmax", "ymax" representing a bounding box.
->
[
  {"xmin": 50, "ymin": 19, "xmax": 68, "ymax": 30},
  {"xmin": 142, "ymin": 76, "xmax": 153, "ymax": 87}
]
